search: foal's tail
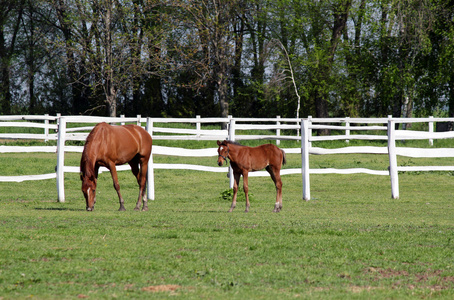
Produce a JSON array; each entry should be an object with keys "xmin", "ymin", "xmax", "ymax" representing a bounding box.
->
[{"xmin": 281, "ymin": 149, "xmax": 287, "ymax": 165}]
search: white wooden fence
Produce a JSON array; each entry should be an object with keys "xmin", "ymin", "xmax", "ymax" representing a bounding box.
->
[
  {"xmin": 301, "ymin": 116, "xmax": 454, "ymax": 200},
  {"xmin": 1, "ymin": 115, "xmax": 454, "ymax": 202}
]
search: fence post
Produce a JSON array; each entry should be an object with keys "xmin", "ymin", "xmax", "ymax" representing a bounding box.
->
[
  {"xmin": 44, "ymin": 114, "xmax": 49, "ymax": 142},
  {"xmin": 56, "ymin": 117, "xmax": 67, "ymax": 203},
  {"xmin": 301, "ymin": 119, "xmax": 310, "ymax": 201},
  {"xmin": 387, "ymin": 117, "xmax": 399, "ymax": 199},
  {"xmin": 429, "ymin": 116, "xmax": 434, "ymax": 146},
  {"xmin": 120, "ymin": 114, "xmax": 125, "ymax": 125},
  {"xmin": 56, "ymin": 113, "xmax": 61, "ymax": 129},
  {"xmin": 146, "ymin": 118, "xmax": 155, "ymax": 201},
  {"xmin": 137, "ymin": 115, "xmax": 141, "ymax": 126},
  {"xmin": 228, "ymin": 118, "xmax": 236, "ymax": 189},
  {"xmin": 308, "ymin": 115, "xmax": 312, "ymax": 147},
  {"xmin": 276, "ymin": 115, "xmax": 281, "ymax": 146},
  {"xmin": 196, "ymin": 115, "xmax": 201, "ymax": 140},
  {"xmin": 345, "ymin": 117, "xmax": 350, "ymax": 144}
]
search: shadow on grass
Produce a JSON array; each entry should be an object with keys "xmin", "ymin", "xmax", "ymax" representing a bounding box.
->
[{"xmin": 34, "ymin": 207, "xmax": 85, "ymax": 211}]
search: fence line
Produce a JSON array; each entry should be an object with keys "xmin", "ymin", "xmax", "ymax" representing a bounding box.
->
[
  {"xmin": 1, "ymin": 115, "xmax": 454, "ymax": 201},
  {"xmin": 301, "ymin": 116, "xmax": 454, "ymax": 200}
]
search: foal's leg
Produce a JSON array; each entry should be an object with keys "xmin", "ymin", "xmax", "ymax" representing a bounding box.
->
[
  {"xmin": 274, "ymin": 171, "xmax": 283, "ymax": 212},
  {"xmin": 229, "ymin": 172, "xmax": 241, "ymax": 212},
  {"xmin": 243, "ymin": 171, "xmax": 250, "ymax": 213},
  {"xmin": 109, "ymin": 164, "xmax": 126, "ymax": 211},
  {"xmin": 266, "ymin": 166, "xmax": 283, "ymax": 212}
]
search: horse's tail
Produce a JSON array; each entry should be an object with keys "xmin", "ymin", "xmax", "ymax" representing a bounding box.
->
[{"xmin": 281, "ymin": 149, "xmax": 287, "ymax": 165}]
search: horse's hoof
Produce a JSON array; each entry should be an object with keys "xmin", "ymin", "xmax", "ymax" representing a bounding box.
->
[
  {"xmin": 142, "ymin": 207, "xmax": 149, "ymax": 212},
  {"xmin": 134, "ymin": 207, "xmax": 140, "ymax": 211},
  {"xmin": 118, "ymin": 207, "xmax": 126, "ymax": 211}
]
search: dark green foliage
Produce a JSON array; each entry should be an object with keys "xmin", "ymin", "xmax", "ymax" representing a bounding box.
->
[
  {"xmin": 219, "ymin": 188, "xmax": 254, "ymax": 203},
  {"xmin": 1, "ymin": 0, "xmax": 454, "ymax": 119}
]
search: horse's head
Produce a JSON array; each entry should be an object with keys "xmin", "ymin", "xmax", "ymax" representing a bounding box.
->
[
  {"xmin": 217, "ymin": 140, "xmax": 229, "ymax": 166},
  {"xmin": 81, "ymin": 172, "xmax": 97, "ymax": 211},
  {"xmin": 80, "ymin": 154, "xmax": 97, "ymax": 211},
  {"xmin": 81, "ymin": 174, "xmax": 97, "ymax": 211}
]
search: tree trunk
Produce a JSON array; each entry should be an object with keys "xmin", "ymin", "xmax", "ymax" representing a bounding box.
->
[
  {"xmin": 449, "ymin": 77, "xmax": 454, "ymax": 118},
  {"xmin": 231, "ymin": 13, "xmax": 244, "ymax": 108},
  {"xmin": 314, "ymin": 0, "xmax": 352, "ymax": 135},
  {"xmin": 0, "ymin": 61, "xmax": 11, "ymax": 114},
  {"xmin": 343, "ymin": 0, "xmax": 365, "ymax": 117},
  {"xmin": 218, "ymin": 74, "xmax": 229, "ymax": 129},
  {"xmin": 0, "ymin": 24, "xmax": 11, "ymax": 114},
  {"xmin": 106, "ymin": 92, "xmax": 117, "ymax": 117},
  {"xmin": 0, "ymin": 0, "xmax": 23, "ymax": 114},
  {"xmin": 27, "ymin": 0, "xmax": 36, "ymax": 114},
  {"xmin": 105, "ymin": 0, "xmax": 116, "ymax": 117},
  {"xmin": 314, "ymin": 87, "xmax": 330, "ymax": 135}
]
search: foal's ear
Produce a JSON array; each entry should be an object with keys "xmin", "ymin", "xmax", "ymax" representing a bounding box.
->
[{"xmin": 217, "ymin": 140, "xmax": 221, "ymax": 146}]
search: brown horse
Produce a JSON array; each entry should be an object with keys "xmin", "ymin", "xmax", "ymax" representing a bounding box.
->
[
  {"xmin": 217, "ymin": 140, "xmax": 286, "ymax": 213},
  {"xmin": 80, "ymin": 122, "xmax": 152, "ymax": 211}
]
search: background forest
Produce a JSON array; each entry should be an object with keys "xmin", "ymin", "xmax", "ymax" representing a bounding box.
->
[{"xmin": 0, "ymin": 0, "xmax": 453, "ymax": 121}]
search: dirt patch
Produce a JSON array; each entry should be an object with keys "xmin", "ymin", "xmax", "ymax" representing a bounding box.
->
[
  {"xmin": 365, "ymin": 267, "xmax": 409, "ymax": 278},
  {"xmin": 349, "ymin": 286, "xmax": 381, "ymax": 293},
  {"xmin": 142, "ymin": 284, "xmax": 181, "ymax": 293},
  {"xmin": 364, "ymin": 267, "xmax": 454, "ymax": 290}
]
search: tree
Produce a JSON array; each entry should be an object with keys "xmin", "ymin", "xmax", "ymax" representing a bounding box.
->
[
  {"xmin": 390, "ymin": 0, "xmax": 436, "ymax": 127},
  {"xmin": 1, "ymin": 0, "xmax": 453, "ymax": 121},
  {"xmin": 0, "ymin": 0, "xmax": 24, "ymax": 114},
  {"xmin": 265, "ymin": 0, "xmax": 351, "ymax": 133},
  {"xmin": 46, "ymin": 0, "xmax": 164, "ymax": 117},
  {"xmin": 417, "ymin": 0, "xmax": 454, "ymax": 117},
  {"xmin": 166, "ymin": 0, "xmax": 242, "ymax": 124},
  {"xmin": 310, "ymin": 0, "xmax": 352, "ymax": 129}
]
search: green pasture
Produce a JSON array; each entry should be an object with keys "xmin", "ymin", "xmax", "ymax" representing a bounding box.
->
[{"xmin": 1, "ymin": 136, "xmax": 454, "ymax": 299}]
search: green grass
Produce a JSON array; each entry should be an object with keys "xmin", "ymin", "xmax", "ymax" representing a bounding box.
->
[
  {"xmin": 1, "ymin": 128, "xmax": 454, "ymax": 299},
  {"xmin": 1, "ymin": 143, "xmax": 454, "ymax": 298}
]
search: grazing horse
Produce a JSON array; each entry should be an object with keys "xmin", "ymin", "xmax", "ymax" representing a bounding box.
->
[
  {"xmin": 80, "ymin": 122, "xmax": 152, "ymax": 211},
  {"xmin": 217, "ymin": 140, "xmax": 286, "ymax": 213}
]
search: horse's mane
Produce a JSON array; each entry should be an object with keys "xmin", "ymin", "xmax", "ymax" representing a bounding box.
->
[
  {"xmin": 80, "ymin": 124, "xmax": 104, "ymax": 181},
  {"xmin": 223, "ymin": 140, "xmax": 244, "ymax": 146},
  {"xmin": 80, "ymin": 152, "xmax": 94, "ymax": 180}
]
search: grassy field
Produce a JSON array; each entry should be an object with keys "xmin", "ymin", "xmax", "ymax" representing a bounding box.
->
[{"xmin": 1, "ymin": 137, "xmax": 454, "ymax": 299}]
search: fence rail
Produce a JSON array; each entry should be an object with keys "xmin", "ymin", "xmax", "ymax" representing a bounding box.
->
[{"xmin": 1, "ymin": 115, "xmax": 454, "ymax": 202}]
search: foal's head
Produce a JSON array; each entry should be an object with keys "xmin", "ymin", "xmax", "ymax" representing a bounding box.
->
[{"xmin": 217, "ymin": 140, "xmax": 229, "ymax": 166}]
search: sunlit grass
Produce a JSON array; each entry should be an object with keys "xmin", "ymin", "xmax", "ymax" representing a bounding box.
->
[
  {"xmin": 1, "ymin": 151, "xmax": 454, "ymax": 299},
  {"xmin": 1, "ymin": 130, "xmax": 454, "ymax": 299}
]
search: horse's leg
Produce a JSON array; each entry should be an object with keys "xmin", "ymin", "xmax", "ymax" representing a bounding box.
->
[
  {"xmin": 129, "ymin": 161, "xmax": 142, "ymax": 211},
  {"xmin": 266, "ymin": 166, "xmax": 283, "ymax": 212},
  {"xmin": 93, "ymin": 165, "xmax": 99, "ymax": 207},
  {"xmin": 138, "ymin": 159, "xmax": 148, "ymax": 211},
  {"xmin": 243, "ymin": 171, "xmax": 250, "ymax": 213},
  {"xmin": 229, "ymin": 172, "xmax": 241, "ymax": 212},
  {"xmin": 109, "ymin": 164, "xmax": 126, "ymax": 211}
]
